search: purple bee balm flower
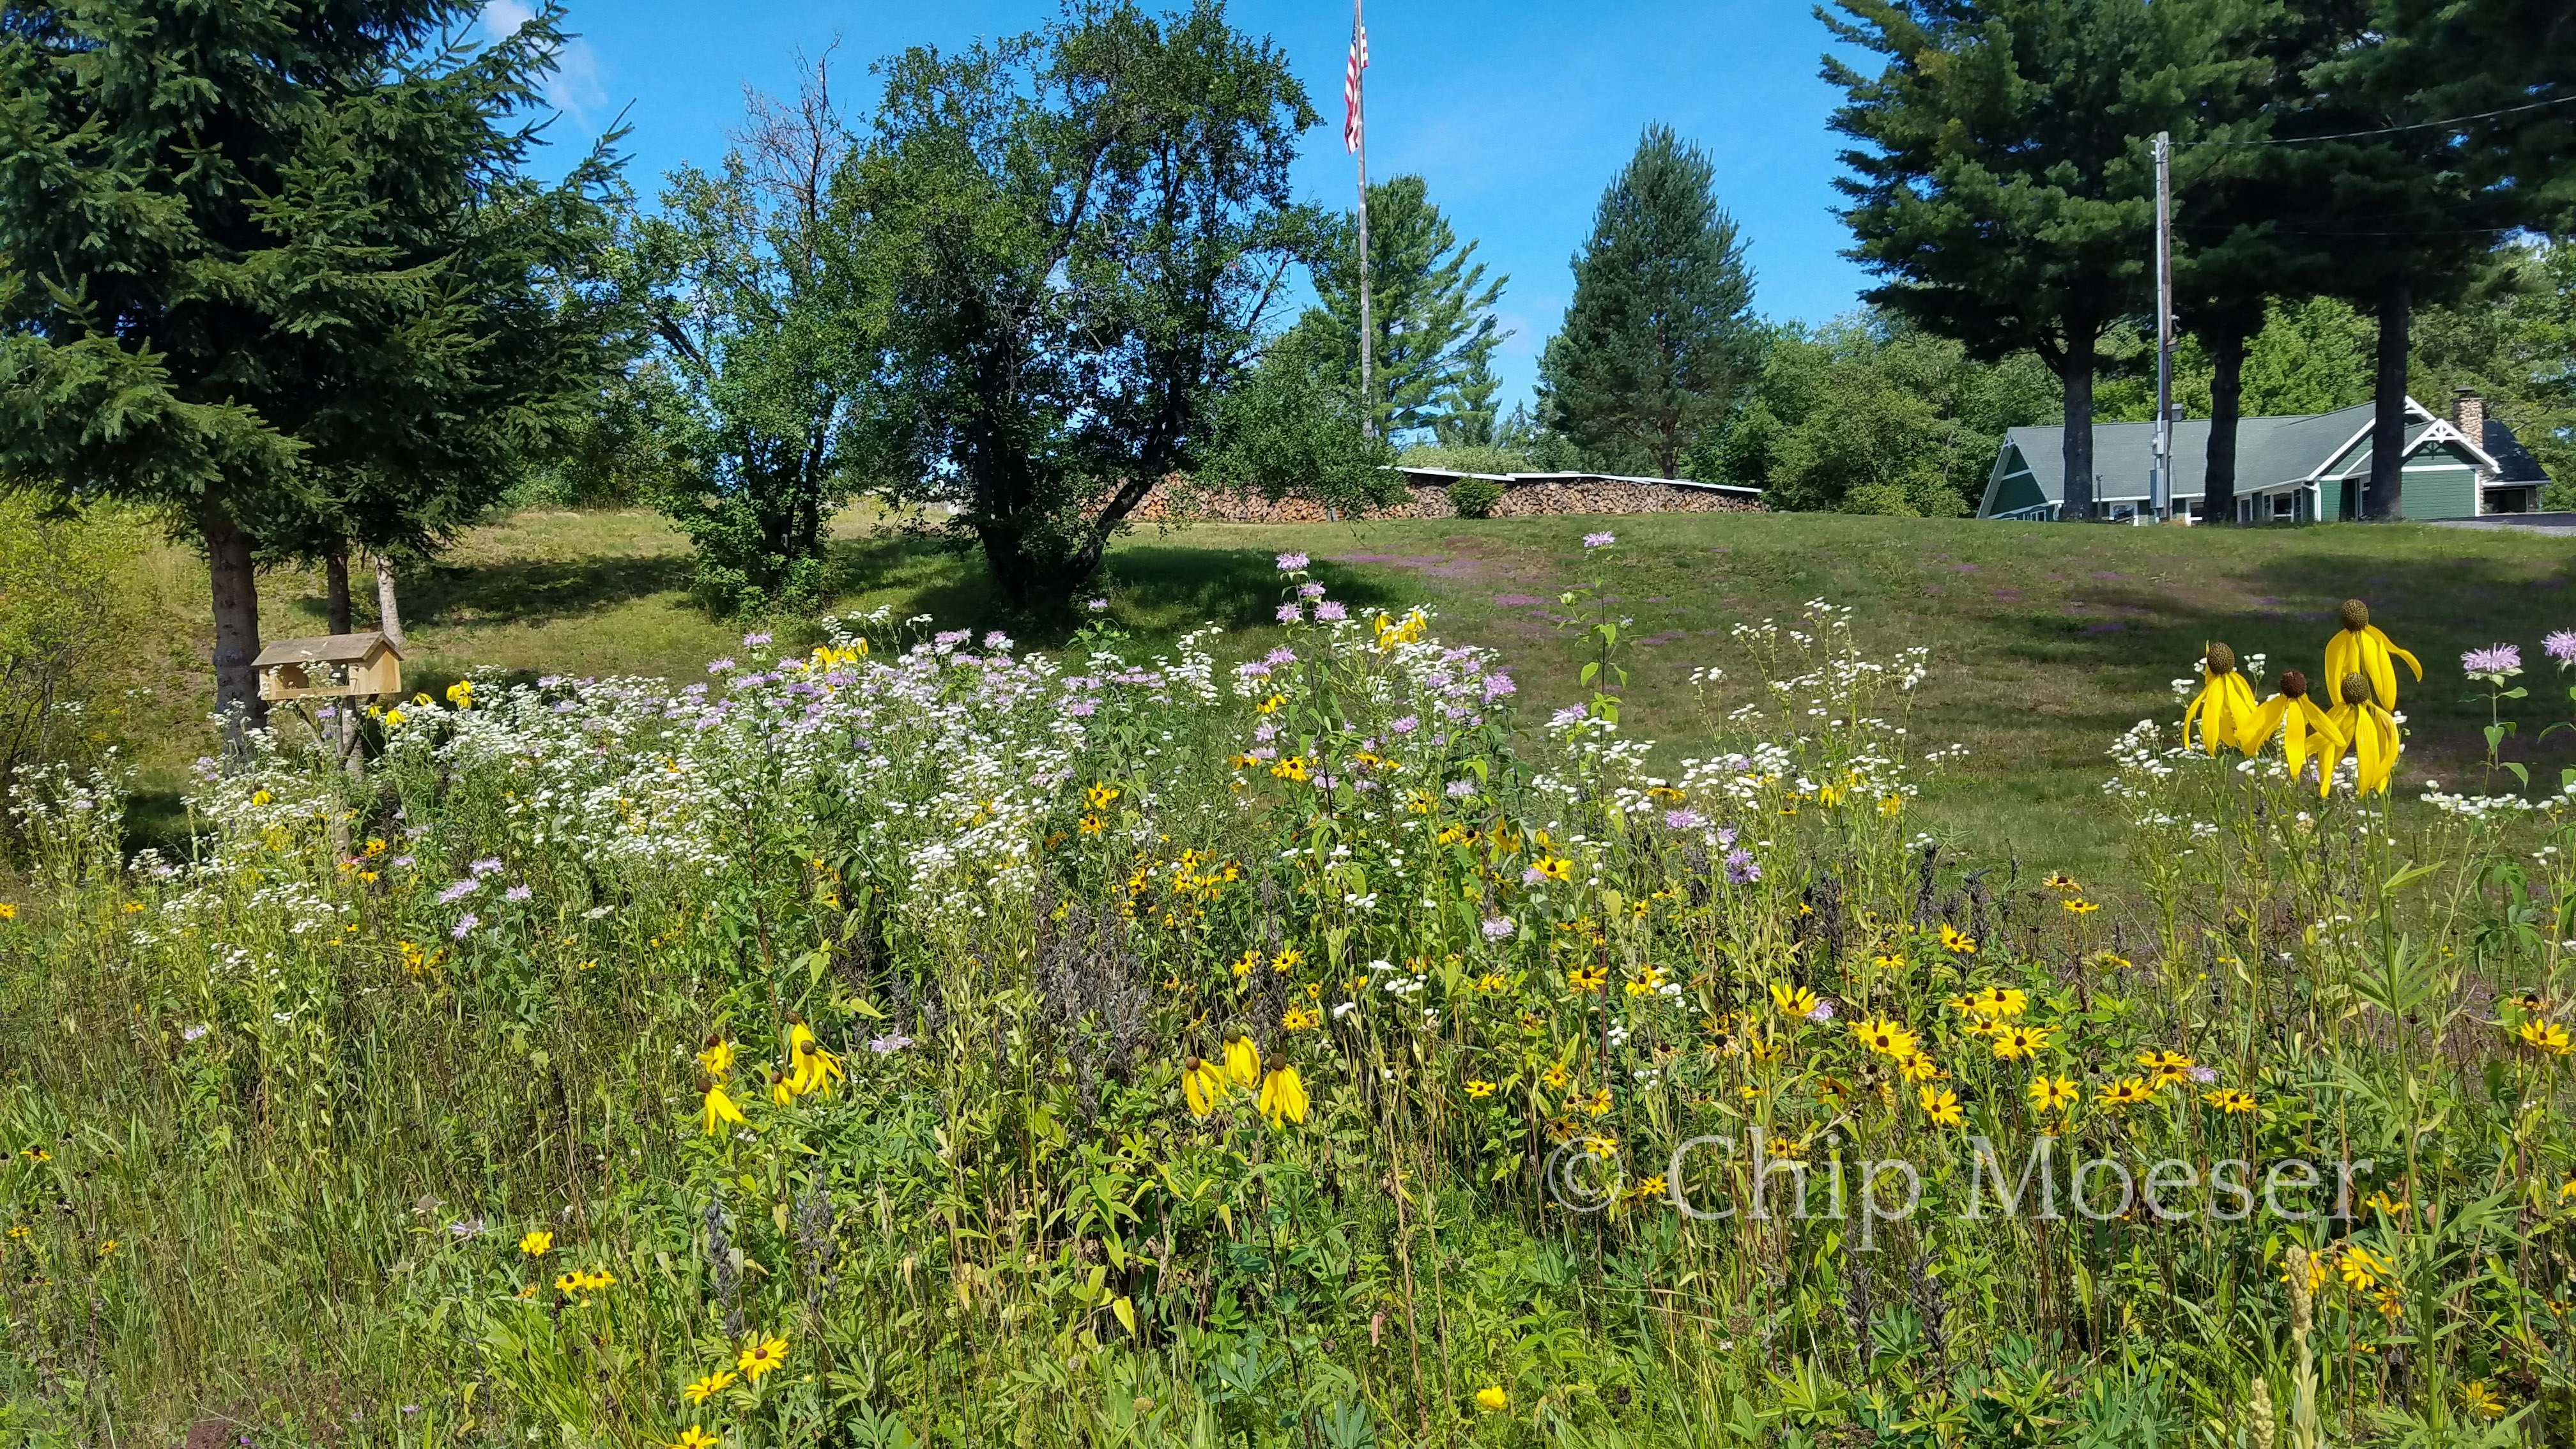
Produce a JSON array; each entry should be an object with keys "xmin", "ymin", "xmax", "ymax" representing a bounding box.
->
[
  {"xmin": 2189, "ymin": 1064, "xmax": 2218, "ymax": 1084},
  {"xmin": 1806, "ymin": 999, "xmax": 1837, "ymax": 1023},
  {"xmin": 708, "ymin": 657, "xmax": 735, "ymax": 673},
  {"xmin": 504, "ymin": 884, "xmax": 533, "ymax": 902},
  {"xmin": 1723, "ymin": 848, "xmax": 1761, "ymax": 884},
  {"xmin": 1298, "ymin": 581, "xmax": 1326, "ymax": 599},
  {"xmin": 983, "ymin": 631, "xmax": 1012, "ymax": 650},
  {"xmin": 437, "ymin": 879, "xmax": 479, "ymax": 904},
  {"xmin": 1482, "ymin": 673, "xmax": 1515, "ymax": 700},
  {"xmin": 1480, "ymin": 917, "xmax": 1515, "ymax": 940},
  {"xmin": 1276, "ymin": 602, "xmax": 1303, "ymax": 623},
  {"xmin": 1311, "ymin": 773, "xmax": 1340, "ymax": 790},
  {"xmin": 1521, "ymin": 866, "xmax": 1548, "ymax": 885},
  {"xmin": 471, "ymin": 857, "xmax": 503, "ymax": 876},
  {"xmin": 1583, "ymin": 531, "xmax": 1615, "ymax": 549},
  {"xmin": 1276, "ymin": 551, "xmax": 1309, "ymax": 572},
  {"xmin": 868, "ymin": 1032, "xmax": 914, "ymax": 1054},
  {"xmin": 2547, "ymin": 630, "xmax": 2576, "ymax": 666},
  {"xmin": 1315, "ymin": 601, "xmax": 1349, "ymax": 621},
  {"xmin": 1086, "ymin": 598, "xmax": 1109, "ymax": 611},
  {"xmin": 1389, "ymin": 715, "xmax": 1418, "ymax": 734},
  {"xmin": 1068, "ymin": 699, "xmax": 1097, "ymax": 717},
  {"xmin": 1264, "ymin": 647, "xmax": 1297, "ymax": 665},
  {"xmin": 1549, "ymin": 705, "xmax": 1588, "ymax": 728},
  {"xmin": 1445, "ymin": 779, "xmax": 1476, "ymax": 798},
  {"xmin": 1664, "ymin": 808, "xmax": 1704, "ymax": 830},
  {"xmin": 451, "ymin": 913, "xmax": 479, "ymax": 940},
  {"xmin": 742, "ymin": 631, "xmax": 772, "ymax": 646},
  {"xmin": 390, "ymin": 855, "xmax": 416, "ymax": 870},
  {"xmin": 2462, "ymin": 643, "xmax": 2522, "ymax": 680}
]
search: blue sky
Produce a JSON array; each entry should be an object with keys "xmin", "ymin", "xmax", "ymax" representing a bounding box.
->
[{"xmin": 487, "ymin": 0, "xmax": 1878, "ymax": 415}]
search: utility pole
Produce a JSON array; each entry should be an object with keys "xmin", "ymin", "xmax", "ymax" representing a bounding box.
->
[
  {"xmin": 1351, "ymin": 0, "xmax": 1374, "ymax": 439},
  {"xmin": 2146, "ymin": 132, "xmax": 2174, "ymax": 522}
]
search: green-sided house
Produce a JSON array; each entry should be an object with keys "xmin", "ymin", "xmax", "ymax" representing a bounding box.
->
[{"xmin": 1977, "ymin": 390, "xmax": 2550, "ymax": 522}]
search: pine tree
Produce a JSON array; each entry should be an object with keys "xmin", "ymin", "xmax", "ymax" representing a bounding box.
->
[
  {"xmin": 0, "ymin": 1, "xmax": 619, "ymax": 735},
  {"xmin": 1293, "ymin": 174, "xmax": 1506, "ymax": 443},
  {"xmin": 1538, "ymin": 125, "xmax": 1758, "ymax": 479},
  {"xmin": 1827, "ymin": 0, "xmax": 2266, "ymax": 518}
]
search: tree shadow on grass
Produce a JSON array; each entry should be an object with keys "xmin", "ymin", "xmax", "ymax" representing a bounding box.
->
[
  {"xmin": 1100, "ymin": 545, "xmax": 1409, "ymax": 634},
  {"xmin": 383, "ymin": 553, "xmax": 698, "ymax": 629}
]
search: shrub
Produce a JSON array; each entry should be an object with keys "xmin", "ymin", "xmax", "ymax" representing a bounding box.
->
[{"xmin": 1448, "ymin": 475, "xmax": 1506, "ymax": 518}]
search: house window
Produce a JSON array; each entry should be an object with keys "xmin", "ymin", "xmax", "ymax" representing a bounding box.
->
[{"xmin": 2271, "ymin": 493, "xmax": 2296, "ymax": 521}]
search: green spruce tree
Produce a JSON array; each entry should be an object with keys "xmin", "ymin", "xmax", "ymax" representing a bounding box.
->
[
  {"xmin": 1294, "ymin": 174, "xmax": 1507, "ymax": 442},
  {"xmin": 1538, "ymin": 124, "xmax": 1758, "ymax": 478},
  {"xmin": 0, "ymin": 0, "xmax": 619, "ymax": 733}
]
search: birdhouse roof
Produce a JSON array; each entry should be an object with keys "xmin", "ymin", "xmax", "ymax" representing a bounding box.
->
[{"xmin": 253, "ymin": 631, "xmax": 402, "ymax": 668}]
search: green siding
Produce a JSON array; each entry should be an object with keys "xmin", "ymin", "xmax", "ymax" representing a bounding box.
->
[
  {"xmin": 1987, "ymin": 467, "xmax": 2047, "ymax": 516},
  {"xmin": 2404, "ymin": 463, "xmax": 2478, "ymax": 519}
]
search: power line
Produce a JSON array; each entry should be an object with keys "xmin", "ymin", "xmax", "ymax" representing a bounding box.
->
[{"xmin": 2180, "ymin": 91, "xmax": 2576, "ymax": 147}]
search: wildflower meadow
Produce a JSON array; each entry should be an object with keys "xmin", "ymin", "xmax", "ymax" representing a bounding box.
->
[{"xmin": 4, "ymin": 544, "xmax": 2576, "ymax": 1448}]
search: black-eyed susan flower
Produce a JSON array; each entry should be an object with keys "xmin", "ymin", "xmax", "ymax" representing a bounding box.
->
[
  {"xmin": 670, "ymin": 1427, "xmax": 721, "ymax": 1449},
  {"xmin": 1464, "ymin": 1078, "xmax": 1496, "ymax": 1098},
  {"xmin": 2062, "ymin": 898, "xmax": 2101, "ymax": 916},
  {"xmin": 683, "ymin": 1369, "xmax": 737, "ymax": 1404},
  {"xmin": 1939, "ymin": 924, "xmax": 1976, "ymax": 954},
  {"xmin": 2043, "ymin": 872, "xmax": 2079, "ymax": 891},
  {"xmin": 2519, "ymin": 1020, "xmax": 2573, "ymax": 1055},
  {"xmin": 2029, "ymin": 1075, "xmax": 2080, "ymax": 1112},
  {"xmin": 2182, "ymin": 643, "xmax": 2262, "ymax": 754},
  {"xmin": 1542, "ymin": 1062, "xmax": 1571, "ymax": 1089},
  {"xmin": 2320, "ymin": 672, "xmax": 2402, "ymax": 797},
  {"xmin": 2204, "ymin": 1087, "xmax": 2258, "ymax": 1115},
  {"xmin": 1853, "ymin": 1017, "xmax": 1919, "ymax": 1059},
  {"xmin": 2096, "ymin": 1078, "xmax": 2154, "ymax": 1110},
  {"xmin": 2243, "ymin": 670, "xmax": 2346, "ymax": 778},
  {"xmin": 1768, "ymin": 982, "xmax": 1819, "ymax": 1018},
  {"xmin": 1991, "ymin": 1024, "xmax": 2051, "ymax": 1061},
  {"xmin": 2338, "ymin": 1245, "xmax": 2389, "ymax": 1291},
  {"xmin": 1566, "ymin": 964, "xmax": 1607, "ymax": 994},
  {"xmin": 1086, "ymin": 782, "xmax": 1119, "ymax": 809},
  {"xmin": 1281, "ymin": 1004, "xmax": 1319, "ymax": 1031},
  {"xmin": 1577, "ymin": 1087, "xmax": 1613, "ymax": 1117},
  {"xmin": 2324, "ymin": 600, "xmax": 2421, "ymax": 713},
  {"xmin": 699, "ymin": 1077, "xmax": 747, "ymax": 1136},
  {"xmin": 1918, "ymin": 1085, "xmax": 1965, "ymax": 1126},
  {"xmin": 736, "ymin": 1334, "xmax": 789, "ymax": 1383}
]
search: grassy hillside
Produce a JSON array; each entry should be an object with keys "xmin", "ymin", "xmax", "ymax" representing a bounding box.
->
[{"xmin": 125, "ymin": 506, "xmax": 2576, "ymax": 876}]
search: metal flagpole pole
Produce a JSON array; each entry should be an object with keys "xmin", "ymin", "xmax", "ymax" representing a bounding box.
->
[
  {"xmin": 1353, "ymin": 0, "xmax": 1373, "ymax": 440},
  {"xmin": 2152, "ymin": 130, "xmax": 2173, "ymax": 522}
]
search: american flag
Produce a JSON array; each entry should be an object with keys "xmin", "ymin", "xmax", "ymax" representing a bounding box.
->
[{"xmin": 1342, "ymin": 22, "xmax": 1368, "ymax": 153}]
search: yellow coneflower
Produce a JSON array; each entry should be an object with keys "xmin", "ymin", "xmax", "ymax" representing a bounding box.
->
[
  {"xmin": 2181, "ymin": 643, "xmax": 2262, "ymax": 755},
  {"xmin": 735, "ymin": 1334, "xmax": 789, "ymax": 1382},
  {"xmin": 696, "ymin": 1038, "xmax": 735, "ymax": 1078},
  {"xmin": 2029, "ymin": 1075, "xmax": 2080, "ymax": 1112},
  {"xmin": 1221, "ymin": 1030, "xmax": 1261, "ymax": 1088},
  {"xmin": 1918, "ymin": 1085, "xmax": 1965, "ymax": 1126},
  {"xmin": 768, "ymin": 1070, "xmax": 794, "ymax": 1105},
  {"xmin": 1256, "ymin": 1064, "xmax": 1308, "ymax": 1126},
  {"xmin": 1464, "ymin": 1078, "xmax": 1496, "ymax": 1098},
  {"xmin": 2242, "ymin": 670, "xmax": 2346, "ymax": 778},
  {"xmin": 2323, "ymin": 600, "xmax": 2421, "ymax": 712},
  {"xmin": 671, "ymin": 1427, "xmax": 721, "ymax": 1449},
  {"xmin": 786, "ymin": 1020, "xmax": 843, "ymax": 1097},
  {"xmin": 700, "ymin": 1077, "xmax": 748, "ymax": 1136},
  {"xmin": 1182, "ymin": 1056, "xmax": 1227, "ymax": 1116},
  {"xmin": 2321, "ymin": 672, "xmax": 2402, "ymax": 797},
  {"xmin": 2338, "ymin": 1245, "xmax": 2389, "ymax": 1291}
]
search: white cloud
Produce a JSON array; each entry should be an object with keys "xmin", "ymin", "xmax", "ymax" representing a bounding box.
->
[{"xmin": 479, "ymin": 1, "xmax": 608, "ymax": 124}]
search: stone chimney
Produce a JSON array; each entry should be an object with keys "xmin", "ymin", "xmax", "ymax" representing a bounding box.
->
[{"xmin": 2451, "ymin": 387, "xmax": 2487, "ymax": 442}]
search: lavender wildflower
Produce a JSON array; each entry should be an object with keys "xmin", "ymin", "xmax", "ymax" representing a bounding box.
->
[{"xmin": 1724, "ymin": 849, "xmax": 1761, "ymax": 884}]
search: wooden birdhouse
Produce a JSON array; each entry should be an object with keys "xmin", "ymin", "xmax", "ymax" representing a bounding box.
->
[{"xmin": 254, "ymin": 631, "xmax": 405, "ymax": 702}]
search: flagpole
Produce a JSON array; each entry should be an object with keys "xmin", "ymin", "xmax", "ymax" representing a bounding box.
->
[{"xmin": 1353, "ymin": 0, "xmax": 1373, "ymax": 440}]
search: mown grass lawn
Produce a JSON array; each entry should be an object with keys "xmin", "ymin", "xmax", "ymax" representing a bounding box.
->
[{"xmin": 129, "ymin": 505, "xmax": 2576, "ymax": 879}]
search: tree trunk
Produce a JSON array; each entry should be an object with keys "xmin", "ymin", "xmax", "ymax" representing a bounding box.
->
[
  {"xmin": 2205, "ymin": 326, "xmax": 2247, "ymax": 525},
  {"xmin": 2365, "ymin": 278, "xmax": 2411, "ymax": 520},
  {"xmin": 375, "ymin": 553, "xmax": 405, "ymax": 648},
  {"xmin": 204, "ymin": 511, "xmax": 266, "ymax": 748},
  {"xmin": 325, "ymin": 539, "xmax": 351, "ymax": 635},
  {"xmin": 2060, "ymin": 329, "xmax": 2097, "ymax": 521}
]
